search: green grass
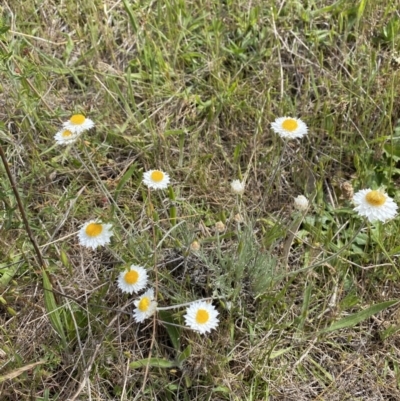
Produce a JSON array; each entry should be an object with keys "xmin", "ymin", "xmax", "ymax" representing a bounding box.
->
[{"xmin": 1, "ymin": 0, "xmax": 400, "ymax": 399}]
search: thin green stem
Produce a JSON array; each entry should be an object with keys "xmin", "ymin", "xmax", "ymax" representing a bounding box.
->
[{"xmin": 0, "ymin": 144, "xmax": 57, "ymax": 290}]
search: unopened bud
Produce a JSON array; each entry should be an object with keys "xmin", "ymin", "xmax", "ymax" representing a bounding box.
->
[
  {"xmin": 294, "ymin": 195, "xmax": 309, "ymax": 211},
  {"xmin": 234, "ymin": 213, "xmax": 244, "ymax": 223},
  {"xmin": 190, "ymin": 240, "xmax": 201, "ymax": 252},
  {"xmin": 230, "ymin": 180, "xmax": 245, "ymax": 195},
  {"xmin": 215, "ymin": 221, "xmax": 226, "ymax": 232}
]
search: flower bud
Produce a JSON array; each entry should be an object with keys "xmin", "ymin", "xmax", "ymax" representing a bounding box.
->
[
  {"xmin": 230, "ymin": 179, "xmax": 245, "ymax": 195},
  {"xmin": 294, "ymin": 195, "xmax": 309, "ymax": 211}
]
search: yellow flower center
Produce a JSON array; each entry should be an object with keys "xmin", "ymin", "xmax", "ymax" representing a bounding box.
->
[
  {"xmin": 138, "ymin": 297, "xmax": 150, "ymax": 312},
  {"xmin": 85, "ymin": 223, "xmax": 103, "ymax": 237},
  {"xmin": 281, "ymin": 118, "xmax": 299, "ymax": 132},
  {"xmin": 195, "ymin": 309, "xmax": 209, "ymax": 324},
  {"xmin": 62, "ymin": 130, "xmax": 73, "ymax": 137},
  {"xmin": 70, "ymin": 114, "xmax": 86, "ymax": 125},
  {"xmin": 124, "ymin": 270, "xmax": 139, "ymax": 285},
  {"xmin": 150, "ymin": 170, "xmax": 164, "ymax": 182},
  {"xmin": 365, "ymin": 190, "xmax": 386, "ymax": 207}
]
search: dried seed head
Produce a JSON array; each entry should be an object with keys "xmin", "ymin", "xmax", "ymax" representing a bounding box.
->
[
  {"xmin": 341, "ymin": 181, "xmax": 354, "ymax": 200},
  {"xmin": 215, "ymin": 221, "xmax": 226, "ymax": 233},
  {"xmin": 190, "ymin": 240, "xmax": 201, "ymax": 252},
  {"xmin": 234, "ymin": 213, "xmax": 244, "ymax": 223}
]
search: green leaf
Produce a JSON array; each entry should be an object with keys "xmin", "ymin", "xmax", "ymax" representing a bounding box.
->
[
  {"xmin": 158, "ymin": 309, "xmax": 181, "ymax": 351},
  {"xmin": 114, "ymin": 162, "xmax": 137, "ymax": 202},
  {"xmin": 297, "ymin": 284, "xmax": 312, "ymax": 333},
  {"xmin": 164, "ymin": 129, "xmax": 185, "ymax": 137},
  {"xmin": 42, "ymin": 270, "xmax": 67, "ymax": 348},
  {"xmin": 176, "ymin": 345, "xmax": 191, "ymax": 367},
  {"xmin": 381, "ymin": 324, "xmax": 400, "ymax": 340},
  {"xmin": 168, "ymin": 187, "xmax": 177, "ymax": 226},
  {"xmin": 63, "ymin": 34, "xmax": 74, "ymax": 61},
  {"xmin": 129, "ymin": 358, "xmax": 176, "ymax": 369},
  {"xmin": 211, "ymin": 386, "xmax": 231, "ymax": 394},
  {"xmin": 309, "ymin": 356, "xmax": 333, "ymax": 382},
  {"xmin": 122, "ymin": 0, "xmax": 138, "ymax": 32},
  {"xmin": 0, "ymin": 25, "xmax": 10, "ymax": 35},
  {"xmin": 383, "ymin": 143, "xmax": 400, "ymax": 162},
  {"xmin": 269, "ymin": 347, "xmax": 293, "ymax": 359},
  {"xmin": 389, "ymin": 245, "xmax": 400, "ymax": 256},
  {"xmin": 319, "ymin": 300, "xmax": 398, "ymax": 334},
  {"xmin": 0, "ymin": 258, "xmax": 21, "ymax": 289},
  {"xmin": 64, "ymin": 305, "xmax": 88, "ymax": 343}
]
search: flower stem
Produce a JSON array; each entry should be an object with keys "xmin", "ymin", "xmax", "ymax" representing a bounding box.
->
[{"xmin": 0, "ymin": 144, "xmax": 57, "ymax": 290}]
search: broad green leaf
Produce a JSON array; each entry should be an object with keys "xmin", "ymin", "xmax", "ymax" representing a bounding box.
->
[{"xmin": 319, "ymin": 300, "xmax": 398, "ymax": 334}]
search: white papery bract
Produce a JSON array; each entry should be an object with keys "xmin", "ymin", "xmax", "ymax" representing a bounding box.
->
[
  {"xmin": 184, "ymin": 300, "xmax": 219, "ymax": 334},
  {"xmin": 230, "ymin": 179, "xmax": 245, "ymax": 195},
  {"xmin": 142, "ymin": 169, "xmax": 170, "ymax": 189},
  {"xmin": 117, "ymin": 265, "xmax": 148, "ymax": 294},
  {"xmin": 54, "ymin": 129, "xmax": 80, "ymax": 145},
  {"xmin": 133, "ymin": 288, "xmax": 157, "ymax": 322},
  {"xmin": 353, "ymin": 188, "xmax": 398, "ymax": 223},
  {"xmin": 271, "ymin": 117, "xmax": 308, "ymax": 139},
  {"xmin": 78, "ymin": 221, "xmax": 113, "ymax": 249},
  {"xmin": 63, "ymin": 114, "xmax": 95, "ymax": 135}
]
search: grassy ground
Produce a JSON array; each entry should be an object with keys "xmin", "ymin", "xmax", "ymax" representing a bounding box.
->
[{"xmin": 1, "ymin": 0, "xmax": 400, "ymax": 399}]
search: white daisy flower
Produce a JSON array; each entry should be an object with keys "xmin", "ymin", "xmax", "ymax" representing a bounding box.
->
[
  {"xmin": 231, "ymin": 179, "xmax": 245, "ymax": 195},
  {"xmin": 117, "ymin": 265, "xmax": 148, "ymax": 294},
  {"xmin": 63, "ymin": 114, "xmax": 95, "ymax": 135},
  {"xmin": 54, "ymin": 129, "xmax": 80, "ymax": 145},
  {"xmin": 294, "ymin": 195, "xmax": 309, "ymax": 211},
  {"xmin": 184, "ymin": 300, "xmax": 219, "ymax": 334},
  {"xmin": 271, "ymin": 117, "xmax": 308, "ymax": 139},
  {"xmin": 133, "ymin": 288, "xmax": 157, "ymax": 323},
  {"xmin": 78, "ymin": 220, "xmax": 113, "ymax": 249},
  {"xmin": 353, "ymin": 188, "xmax": 398, "ymax": 223},
  {"xmin": 142, "ymin": 169, "xmax": 170, "ymax": 189}
]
